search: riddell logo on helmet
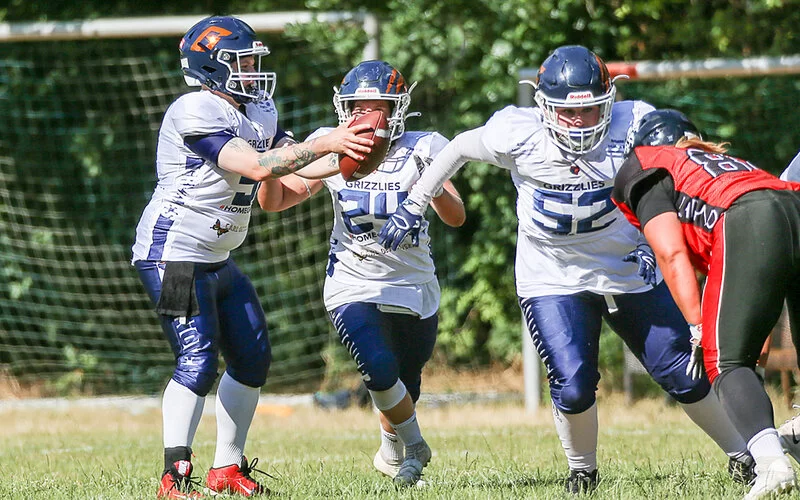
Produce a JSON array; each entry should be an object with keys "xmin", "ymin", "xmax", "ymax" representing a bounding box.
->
[
  {"xmin": 354, "ymin": 88, "xmax": 380, "ymax": 96},
  {"xmin": 565, "ymin": 91, "xmax": 595, "ymax": 101}
]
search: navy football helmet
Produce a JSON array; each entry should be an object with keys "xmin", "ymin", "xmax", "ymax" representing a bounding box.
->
[
  {"xmin": 179, "ymin": 16, "xmax": 276, "ymax": 103},
  {"xmin": 533, "ymin": 45, "xmax": 616, "ymax": 155},
  {"xmin": 626, "ymin": 109, "xmax": 700, "ymax": 155},
  {"xmin": 334, "ymin": 60, "xmax": 415, "ymax": 141}
]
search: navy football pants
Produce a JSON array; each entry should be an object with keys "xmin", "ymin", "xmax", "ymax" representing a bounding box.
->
[
  {"xmin": 520, "ymin": 282, "xmax": 709, "ymax": 414},
  {"xmin": 136, "ymin": 259, "xmax": 271, "ymax": 396},
  {"xmin": 328, "ymin": 302, "xmax": 437, "ymax": 402}
]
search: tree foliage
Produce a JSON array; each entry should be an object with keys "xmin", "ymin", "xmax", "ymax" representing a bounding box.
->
[{"xmin": 4, "ymin": 0, "xmax": 800, "ymax": 367}]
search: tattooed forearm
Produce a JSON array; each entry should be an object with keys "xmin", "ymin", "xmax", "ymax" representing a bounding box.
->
[
  {"xmin": 257, "ymin": 138, "xmax": 322, "ymax": 177},
  {"xmin": 226, "ymin": 137, "xmax": 252, "ymax": 152}
]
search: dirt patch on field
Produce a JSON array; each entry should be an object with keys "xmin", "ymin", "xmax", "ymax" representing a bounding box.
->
[{"xmin": 422, "ymin": 362, "xmax": 525, "ymax": 393}]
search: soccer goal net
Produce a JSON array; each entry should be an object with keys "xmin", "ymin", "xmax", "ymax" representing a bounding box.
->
[{"xmin": 0, "ymin": 13, "xmax": 387, "ymax": 396}]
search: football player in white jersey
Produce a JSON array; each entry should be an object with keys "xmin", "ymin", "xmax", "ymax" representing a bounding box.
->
[
  {"xmin": 259, "ymin": 60, "xmax": 466, "ymax": 487},
  {"xmin": 378, "ymin": 45, "xmax": 754, "ymax": 493},
  {"xmin": 131, "ymin": 16, "xmax": 375, "ymax": 499}
]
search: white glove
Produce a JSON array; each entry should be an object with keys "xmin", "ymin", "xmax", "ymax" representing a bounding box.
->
[{"xmin": 686, "ymin": 324, "xmax": 704, "ymax": 380}]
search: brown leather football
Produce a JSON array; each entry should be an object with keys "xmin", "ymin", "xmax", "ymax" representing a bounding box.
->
[{"xmin": 338, "ymin": 110, "xmax": 391, "ymax": 181}]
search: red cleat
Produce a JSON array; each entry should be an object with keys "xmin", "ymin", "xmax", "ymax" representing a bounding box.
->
[
  {"xmin": 157, "ymin": 460, "xmax": 204, "ymax": 499},
  {"xmin": 206, "ymin": 457, "xmax": 270, "ymax": 496}
]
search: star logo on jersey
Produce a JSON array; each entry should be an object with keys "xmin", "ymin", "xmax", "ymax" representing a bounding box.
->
[{"xmin": 211, "ymin": 219, "xmax": 230, "ymax": 237}]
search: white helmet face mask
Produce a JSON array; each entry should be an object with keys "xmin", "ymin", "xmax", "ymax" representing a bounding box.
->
[
  {"xmin": 535, "ymin": 86, "xmax": 616, "ymax": 155},
  {"xmin": 217, "ymin": 42, "xmax": 276, "ymax": 102},
  {"xmin": 333, "ymin": 88, "xmax": 412, "ymax": 142}
]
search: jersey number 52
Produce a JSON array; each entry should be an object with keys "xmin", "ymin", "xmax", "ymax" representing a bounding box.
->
[{"xmin": 532, "ymin": 187, "xmax": 616, "ymax": 235}]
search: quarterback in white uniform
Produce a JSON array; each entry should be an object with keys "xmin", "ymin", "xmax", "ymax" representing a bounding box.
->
[
  {"xmin": 379, "ymin": 45, "xmax": 754, "ymax": 492},
  {"xmin": 260, "ymin": 60, "xmax": 465, "ymax": 488},
  {"xmin": 131, "ymin": 16, "xmax": 374, "ymax": 499}
]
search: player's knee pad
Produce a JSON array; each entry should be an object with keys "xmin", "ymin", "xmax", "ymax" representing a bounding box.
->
[
  {"xmin": 403, "ymin": 378, "xmax": 422, "ymax": 403},
  {"xmin": 226, "ymin": 346, "xmax": 271, "ymax": 389},
  {"xmin": 666, "ymin": 382, "xmax": 709, "ymax": 405},
  {"xmin": 369, "ymin": 379, "xmax": 408, "ymax": 411},
  {"xmin": 360, "ymin": 349, "xmax": 400, "ymax": 392},
  {"xmin": 552, "ymin": 378, "xmax": 597, "ymax": 414},
  {"xmin": 173, "ymin": 355, "xmax": 219, "ymax": 397},
  {"xmin": 654, "ymin": 369, "xmax": 710, "ymax": 405}
]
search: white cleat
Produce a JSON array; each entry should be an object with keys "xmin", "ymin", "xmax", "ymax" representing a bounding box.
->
[
  {"xmin": 393, "ymin": 440, "xmax": 431, "ymax": 488},
  {"xmin": 373, "ymin": 450, "xmax": 402, "ymax": 478},
  {"xmin": 778, "ymin": 406, "xmax": 800, "ymax": 464},
  {"xmin": 744, "ymin": 456, "xmax": 796, "ymax": 500}
]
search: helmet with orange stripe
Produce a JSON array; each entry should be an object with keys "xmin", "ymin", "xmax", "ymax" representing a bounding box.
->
[
  {"xmin": 334, "ymin": 60, "xmax": 415, "ymax": 141},
  {"xmin": 179, "ymin": 16, "xmax": 276, "ymax": 104}
]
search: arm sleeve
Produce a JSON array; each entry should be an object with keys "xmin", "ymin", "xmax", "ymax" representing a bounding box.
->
[
  {"xmin": 407, "ymin": 126, "xmax": 497, "ymax": 207},
  {"xmin": 271, "ymin": 126, "xmax": 291, "ymax": 148},
  {"xmin": 632, "ymin": 172, "xmax": 678, "ymax": 229},
  {"xmin": 184, "ymin": 131, "xmax": 236, "ymax": 164}
]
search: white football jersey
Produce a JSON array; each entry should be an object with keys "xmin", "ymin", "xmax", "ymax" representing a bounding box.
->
[
  {"xmin": 308, "ymin": 128, "xmax": 448, "ymax": 317},
  {"xmin": 480, "ymin": 102, "xmax": 657, "ymax": 297},
  {"xmin": 132, "ymin": 91, "xmax": 279, "ymax": 263},
  {"xmin": 781, "ymin": 150, "xmax": 800, "ymax": 182}
]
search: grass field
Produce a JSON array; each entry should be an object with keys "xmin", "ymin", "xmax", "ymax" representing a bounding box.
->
[{"xmin": 2, "ymin": 390, "xmax": 800, "ymax": 499}]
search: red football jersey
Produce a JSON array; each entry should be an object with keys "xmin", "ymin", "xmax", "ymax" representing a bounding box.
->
[{"xmin": 613, "ymin": 145, "xmax": 800, "ymax": 271}]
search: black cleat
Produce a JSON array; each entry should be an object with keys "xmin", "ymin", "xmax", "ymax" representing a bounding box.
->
[
  {"xmin": 728, "ymin": 453, "xmax": 757, "ymax": 486},
  {"xmin": 565, "ymin": 468, "xmax": 598, "ymax": 494}
]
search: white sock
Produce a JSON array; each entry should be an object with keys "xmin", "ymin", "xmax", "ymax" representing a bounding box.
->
[
  {"xmin": 380, "ymin": 426, "xmax": 404, "ymax": 464},
  {"xmin": 552, "ymin": 402, "xmax": 598, "ymax": 472},
  {"xmin": 213, "ymin": 372, "xmax": 260, "ymax": 468},
  {"xmin": 391, "ymin": 412, "xmax": 424, "ymax": 447},
  {"xmin": 679, "ymin": 391, "xmax": 749, "ymax": 457},
  {"xmin": 162, "ymin": 379, "xmax": 205, "ymax": 448},
  {"xmin": 748, "ymin": 428, "xmax": 786, "ymax": 462}
]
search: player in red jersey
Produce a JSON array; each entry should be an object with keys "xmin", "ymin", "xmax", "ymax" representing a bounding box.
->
[{"xmin": 612, "ymin": 109, "xmax": 800, "ymax": 499}]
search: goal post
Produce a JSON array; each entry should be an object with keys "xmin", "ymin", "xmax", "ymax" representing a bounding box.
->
[
  {"xmin": 0, "ymin": 11, "xmax": 380, "ymax": 61},
  {"xmin": 517, "ymin": 54, "xmax": 800, "ymax": 411},
  {"xmin": 605, "ymin": 54, "xmax": 800, "ymax": 80},
  {"xmin": 0, "ymin": 12, "xmax": 378, "ymax": 396}
]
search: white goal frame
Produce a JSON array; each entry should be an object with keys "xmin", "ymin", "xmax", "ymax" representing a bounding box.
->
[{"xmin": 0, "ymin": 11, "xmax": 380, "ymax": 60}]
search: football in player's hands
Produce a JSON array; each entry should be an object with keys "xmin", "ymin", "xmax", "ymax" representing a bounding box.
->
[{"xmin": 338, "ymin": 110, "xmax": 391, "ymax": 181}]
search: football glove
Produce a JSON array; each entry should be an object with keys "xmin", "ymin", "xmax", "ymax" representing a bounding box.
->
[
  {"xmin": 378, "ymin": 199, "xmax": 423, "ymax": 251},
  {"xmin": 686, "ymin": 323, "xmax": 705, "ymax": 380},
  {"xmin": 623, "ymin": 244, "xmax": 657, "ymax": 286}
]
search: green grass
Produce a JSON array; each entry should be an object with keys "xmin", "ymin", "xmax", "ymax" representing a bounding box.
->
[{"xmin": 0, "ymin": 393, "xmax": 798, "ymax": 499}]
